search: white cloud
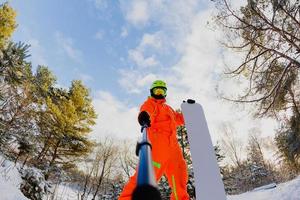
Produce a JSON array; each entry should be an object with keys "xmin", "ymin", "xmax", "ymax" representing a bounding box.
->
[
  {"xmin": 118, "ymin": 1, "xmax": 278, "ymax": 149},
  {"xmin": 118, "ymin": 70, "xmax": 157, "ymax": 94},
  {"xmin": 140, "ymin": 33, "xmax": 162, "ymax": 49},
  {"xmin": 128, "ymin": 49, "xmax": 158, "ymax": 68},
  {"xmin": 165, "ymin": 8, "xmax": 278, "ymax": 145},
  {"xmin": 27, "ymin": 38, "xmax": 48, "ymax": 68},
  {"xmin": 164, "ymin": 10, "xmax": 240, "ymax": 138},
  {"xmin": 231, "ymin": 0, "xmax": 247, "ymax": 9},
  {"xmin": 94, "ymin": 30, "xmax": 105, "ymax": 40},
  {"xmin": 126, "ymin": 32, "xmax": 164, "ymax": 69},
  {"xmin": 137, "ymin": 74, "xmax": 157, "ymax": 88},
  {"xmin": 119, "ymin": 0, "xmax": 203, "ymax": 93},
  {"xmin": 55, "ymin": 32, "xmax": 83, "ymax": 63},
  {"xmin": 120, "ymin": 0, "xmax": 200, "ymax": 49},
  {"xmin": 91, "ymin": 91, "xmax": 140, "ymax": 140},
  {"xmin": 79, "ymin": 73, "xmax": 94, "ymax": 83},
  {"xmin": 123, "ymin": 0, "xmax": 149, "ymax": 27}
]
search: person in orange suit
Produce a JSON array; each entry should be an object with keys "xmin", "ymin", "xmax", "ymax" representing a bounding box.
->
[{"xmin": 119, "ymin": 80, "xmax": 190, "ymax": 200}]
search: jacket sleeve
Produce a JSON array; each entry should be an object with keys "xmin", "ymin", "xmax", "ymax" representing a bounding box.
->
[
  {"xmin": 175, "ymin": 111, "xmax": 185, "ymax": 126},
  {"xmin": 139, "ymin": 99, "xmax": 155, "ymax": 121}
]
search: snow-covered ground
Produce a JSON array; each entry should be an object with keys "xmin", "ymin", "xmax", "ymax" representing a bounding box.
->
[
  {"xmin": 1, "ymin": 156, "xmax": 300, "ymax": 200},
  {"xmin": 0, "ymin": 159, "xmax": 28, "ymax": 200},
  {"xmin": 0, "ymin": 155, "xmax": 95, "ymax": 200},
  {"xmin": 228, "ymin": 177, "xmax": 300, "ymax": 200},
  {"xmin": 51, "ymin": 183, "xmax": 81, "ymax": 200}
]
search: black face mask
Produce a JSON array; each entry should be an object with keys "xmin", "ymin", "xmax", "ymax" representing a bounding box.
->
[
  {"xmin": 150, "ymin": 89, "xmax": 166, "ymax": 99},
  {"xmin": 152, "ymin": 94, "xmax": 165, "ymax": 99}
]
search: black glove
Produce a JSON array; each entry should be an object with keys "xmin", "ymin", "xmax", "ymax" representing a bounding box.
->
[
  {"xmin": 183, "ymin": 99, "xmax": 196, "ymax": 104},
  {"xmin": 187, "ymin": 99, "xmax": 195, "ymax": 104},
  {"xmin": 138, "ymin": 111, "xmax": 151, "ymax": 127}
]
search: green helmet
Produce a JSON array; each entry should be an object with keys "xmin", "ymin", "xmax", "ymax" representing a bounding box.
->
[{"xmin": 150, "ymin": 80, "xmax": 167, "ymax": 90}]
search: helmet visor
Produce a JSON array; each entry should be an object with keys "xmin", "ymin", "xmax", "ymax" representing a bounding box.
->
[{"xmin": 153, "ymin": 88, "xmax": 166, "ymax": 96}]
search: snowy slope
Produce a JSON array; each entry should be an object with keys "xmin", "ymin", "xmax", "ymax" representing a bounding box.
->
[
  {"xmin": 0, "ymin": 156, "xmax": 94, "ymax": 200},
  {"xmin": 228, "ymin": 176, "xmax": 300, "ymax": 200},
  {"xmin": 1, "ymin": 155, "xmax": 300, "ymax": 200},
  {"xmin": 52, "ymin": 184, "xmax": 81, "ymax": 200},
  {"xmin": 0, "ymin": 159, "xmax": 28, "ymax": 200}
]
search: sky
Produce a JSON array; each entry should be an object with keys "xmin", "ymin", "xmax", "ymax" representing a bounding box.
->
[{"xmin": 4, "ymin": 0, "xmax": 278, "ymax": 150}]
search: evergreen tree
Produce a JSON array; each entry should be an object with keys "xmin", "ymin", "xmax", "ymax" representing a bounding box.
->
[
  {"xmin": 222, "ymin": 133, "xmax": 277, "ymax": 195},
  {"xmin": 32, "ymin": 66, "xmax": 57, "ymax": 163},
  {"xmin": 0, "ymin": 2, "xmax": 99, "ymax": 198},
  {"xmin": 0, "ymin": 2, "xmax": 17, "ymax": 49},
  {"xmin": 177, "ymin": 125, "xmax": 195, "ymax": 198},
  {"xmin": 33, "ymin": 78, "xmax": 97, "ymax": 180},
  {"xmin": 246, "ymin": 133, "xmax": 274, "ymax": 188},
  {"xmin": 157, "ymin": 175, "xmax": 171, "ymax": 199},
  {"xmin": 0, "ymin": 42, "xmax": 33, "ymax": 156},
  {"xmin": 222, "ymin": 160, "xmax": 253, "ymax": 194},
  {"xmin": 213, "ymin": 1, "xmax": 300, "ymax": 182},
  {"xmin": 275, "ymin": 108, "xmax": 300, "ymax": 172},
  {"xmin": 0, "ymin": 7, "xmax": 31, "ymax": 150}
]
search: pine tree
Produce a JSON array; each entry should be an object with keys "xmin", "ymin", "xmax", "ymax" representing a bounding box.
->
[
  {"xmin": 0, "ymin": 3, "xmax": 99, "ymax": 198},
  {"xmin": 246, "ymin": 133, "xmax": 274, "ymax": 188},
  {"xmin": 31, "ymin": 66, "xmax": 57, "ymax": 163},
  {"xmin": 275, "ymin": 108, "xmax": 300, "ymax": 172},
  {"xmin": 0, "ymin": 2, "xmax": 17, "ymax": 49},
  {"xmin": 0, "ymin": 42, "xmax": 33, "ymax": 157},
  {"xmin": 177, "ymin": 125, "xmax": 195, "ymax": 198},
  {"xmin": 34, "ymin": 79, "xmax": 97, "ymax": 180}
]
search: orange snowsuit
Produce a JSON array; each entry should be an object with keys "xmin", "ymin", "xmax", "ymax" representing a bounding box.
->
[{"xmin": 119, "ymin": 97, "xmax": 190, "ymax": 200}]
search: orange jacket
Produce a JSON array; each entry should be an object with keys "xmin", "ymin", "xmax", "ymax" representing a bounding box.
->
[
  {"xmin": 139, "ymin": 97, "xmax": 184, "ymax": 137},
  {"xmin": 118, "ymin": 97, "xmax": 188, "ymax": 200}
]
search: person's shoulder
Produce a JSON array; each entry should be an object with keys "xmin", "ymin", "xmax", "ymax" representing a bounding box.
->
[
  {"xmin": 167, "ymin": 104, "xmax": 174, "ymax": 109},
  {"xmin": 141, "ymin": 96, "xmax": 153, "ymax": 105},
  {"xmin": 144, "ymin": 96, "xmax": 153, "ymax": 103},
  {"xmin": 164, "ymin": 102, "xmax": 176, "ymax": 111}
]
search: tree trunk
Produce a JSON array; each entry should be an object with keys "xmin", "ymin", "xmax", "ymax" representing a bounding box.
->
[
  {"xmin": 91, "ymin": 162, "xmax": 106, "ymax": 200},
  {"xmin": 21, "ymin": 154, "xmax": 30, "ymax": 170},
  {"xmin": 45, "ymin": 140, "xmax": 60, "ymax": 180}
]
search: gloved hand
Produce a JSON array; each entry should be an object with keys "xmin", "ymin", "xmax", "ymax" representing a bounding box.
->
[
  {"xmin": 187, "ymin": 99, "xmax": 195, "ymax": 104},
  {"xmin": 183, "ymin": 99, "xmax": 196, "ymax": 104},
  {"xmin": 138, "ymin": 111, "xmax": 151, "ymax": 127}
]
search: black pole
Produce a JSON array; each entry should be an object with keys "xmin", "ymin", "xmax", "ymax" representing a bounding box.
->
[{"xmin": 132, "ymin": 125, "xmax": 161, "ymax": 200}]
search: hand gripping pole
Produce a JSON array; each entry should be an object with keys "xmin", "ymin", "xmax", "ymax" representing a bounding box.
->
[{"xmin": 132, "ymin": 125, "xmax": 162, "ymax": 200}]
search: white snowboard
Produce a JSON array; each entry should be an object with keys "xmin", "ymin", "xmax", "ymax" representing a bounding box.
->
[{"xmin": 181, "ymin": 100, "xmax": 227, "ymax": 200}]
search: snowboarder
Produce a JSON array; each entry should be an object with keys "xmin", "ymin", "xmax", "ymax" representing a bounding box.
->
[{"xmin": 119, "ymin": 80, "xmax": 190, "ymax": 200}]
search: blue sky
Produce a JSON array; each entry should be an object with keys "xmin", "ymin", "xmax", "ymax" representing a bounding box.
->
[
  {"xmin": 4, "ymin": 0, "xmax": 277, "ymax": 151},
  {"xmin": 8, "ymin": 0, "xmax": 183, "ymax": 102},
  {"xmin": 9, "ymin": 0, "xmax": 139, "ymax": 99}
]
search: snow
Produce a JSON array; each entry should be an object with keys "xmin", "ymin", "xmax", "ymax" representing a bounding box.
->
[
  {"xmin": 0, "ymin": 159, "xmax": 28, "ymax": 200},
  {"xmin": 228, "ymin": 176, "xmax": 300, "ymax": 200},
  {"xmin": 52, "ymin": 184, "xmax": 81, "ymax": 200},
  {"xmin": 2, "ymin": 154, "xmax": 300, "ymax": 200},
  {"xmin": 252, "ymin": 183, "xmax": 277, "ymax": 191}
]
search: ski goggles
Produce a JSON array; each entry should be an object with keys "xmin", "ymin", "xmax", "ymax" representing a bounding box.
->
[{"xmin": 153, "ymin": 87, "xmax": 167, "ymax": 96}]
